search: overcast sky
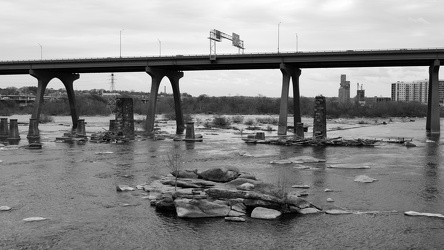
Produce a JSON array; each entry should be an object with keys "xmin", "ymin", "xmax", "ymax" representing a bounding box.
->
[{"xmin": 1, "ymin": 0, "xmax": 443, "ymax": 98}]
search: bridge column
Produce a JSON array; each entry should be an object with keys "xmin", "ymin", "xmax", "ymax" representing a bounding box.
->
[
  {"xmin": 426, "ymin": 59, "xmax": 440, "ymax": 133},
  {"xmin": 146, "ymin": 67, "xmax": 184, "ymax": 134},
  {"xmin": 29, "ymin": 70, "xmax": 80, "ymax": 132},
  {"xmin": 278, "ymin": 63, "xmax": 302, "ymax": 135}
]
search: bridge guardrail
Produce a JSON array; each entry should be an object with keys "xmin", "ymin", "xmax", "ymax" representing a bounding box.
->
[{"xmin": 1, "ymin": 47, "xmax": 444, "ymax": 63}]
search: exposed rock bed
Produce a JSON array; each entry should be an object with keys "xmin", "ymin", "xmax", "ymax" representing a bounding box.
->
[{"xmin": 136, "ymin": 167, "xmax": 322, "ymax": 220}]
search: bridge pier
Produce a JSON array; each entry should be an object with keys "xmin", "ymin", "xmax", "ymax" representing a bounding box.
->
[
  {"xmin": 29, "ymin": 70, "xmax": 80, "ymax": 134},
  {"xmin": 426, "ymin": 59, "xmax": 440, "ymax": 134},
  {"xmin": 145, "ymin": 67, "xmax": 184, "ymax": 134},
  {"xmin": 278, "ymin": 63, "xmax": 302, "ymax": 135}
]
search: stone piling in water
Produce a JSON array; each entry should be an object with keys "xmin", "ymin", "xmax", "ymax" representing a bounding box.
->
[
  {"xmin": 76, "ymin": 119, "xmax": 86, "ymax": 137},
  {"xmin": 115, "ymin": 98, "xmax": 134, "ymax": 139},
  {"xmin": 313, "ymin": 95, "xmax": 327, "ymax": 139},
  {"xmin": 7, "ymin": 119, "xmax": 20, "ymax": 144},
  {"xmin": 185, "ymin": 122, "xmax": 195, "ymax": 140},
  {"xmin": 0, "ymin": 118, "xmax": 8, "ymax": 141},
  {"xmin": 27, "ymin": 118, "xmax": 40, "ymax": 142}
]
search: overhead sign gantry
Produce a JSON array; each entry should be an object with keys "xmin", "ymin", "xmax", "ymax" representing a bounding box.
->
[{"xmin": 208, "ymin": 29, "xmax": 245, "ymax": 60}]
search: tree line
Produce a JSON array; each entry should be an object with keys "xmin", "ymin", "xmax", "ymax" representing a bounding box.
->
[{"xmin": 0, "ymin": 87, "xmax": 441, "ymax": 118}]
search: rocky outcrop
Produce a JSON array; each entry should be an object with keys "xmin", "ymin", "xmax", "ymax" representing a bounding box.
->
[{"xmin": 140, "ymin": 167, "xmax": 321, "ymax": 220}]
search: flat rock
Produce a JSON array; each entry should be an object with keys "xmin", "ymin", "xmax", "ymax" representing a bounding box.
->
[
  {"xmin": 325, "ymin": 209, "xmax": 353, "ymax": 215},
  {"xmin": 326, "ymin": 198, "xmax": 334, "ymax": 202},
  {"xmin": 328, "ymin": 164, "xmax": 370, "ymax": 169},
  {"xmin": 354, "ymin": 175, "xmax": 378, "ymax": 183},
  {"xmin": 23, "ymin": 217, "xmax": 48, "ymax": 222},
  {"xmin": 291, "ymin": 184, "xmax": 310, "ymax": 189},
  {"xmin": 270, "ymin": 160, "xmax": 292, "ymax": 164},
  {"xmin": 299, "ymin": 207, "xmax": 322, "ymax": 214},
  {"xmin": 251, "ymin": 207, "xmax": 282, "ymax": 219},
  {"xmin": 95, "ymin": 151, "xmax": 114, "ymax": 155},
  {"xmin": 225, "ymin": 216, "xmax": 246, "ymax": 222},
  {"xmin": 404, "ymin": 211, "xmax": 444, "ymax": 218},
  {"xmin": 324, "ymin": 188, "xmax": 334, "ymax": 192},
  {"xmin": 237, "ymin": 183, "xmax": 255, "ymax": 190},
  {"xmin": 0, "ymin": 206, "xmax": 11, "ymax": 211},
  {"xmin": 116, "ymin": 185, "xmax": 135, "ymax": 191},
  {"xmin": 287, "ymin": 156, "xmax": 326, "ymax": 163}
]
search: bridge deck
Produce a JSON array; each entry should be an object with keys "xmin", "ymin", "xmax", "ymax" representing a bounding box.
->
[{"xmin": 0, "ymin": 49, "xmax": 443, "ymax": 75}]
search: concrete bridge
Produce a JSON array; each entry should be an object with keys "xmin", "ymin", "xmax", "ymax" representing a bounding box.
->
[{"xmin": 0, "ymin": 48, "xmax": 442, "ymax": 137}]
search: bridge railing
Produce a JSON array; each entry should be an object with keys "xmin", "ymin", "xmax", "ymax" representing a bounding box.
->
[{"xmin": 1, "ymin": 47, "xmax": 443, "ymax": 64}]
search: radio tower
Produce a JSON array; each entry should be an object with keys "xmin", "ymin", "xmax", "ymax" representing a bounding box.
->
[{"xmin": 110, "ymin": 73, "xmax": 116, "ymax": 91}]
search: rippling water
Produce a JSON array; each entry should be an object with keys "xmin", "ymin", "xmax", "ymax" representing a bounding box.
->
[{"xmin": 0, "ymin": 115, "xmax": 443, "ymax": 249}]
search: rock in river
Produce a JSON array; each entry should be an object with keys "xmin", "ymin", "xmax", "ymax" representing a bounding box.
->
[
  {"xmin": 251, "ymin": 207, "xmax": 282, "ymax": 219},
  {"xmin": 199, "ymin": 167, "xmax": 240, "ymax": 182},
  {"xmin": 354, "ymin": 175, "xmax": 378, "ymax": 183}
]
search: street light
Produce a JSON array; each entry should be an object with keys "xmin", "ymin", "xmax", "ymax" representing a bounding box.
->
[
  {"xmin": 120, "ymin": 29, "xmax": 125, "ymax": 58},
  {"xmin": 37, "ymin": 43, "xmax": 42, "ymax": 59},
  {"xmin": 158, "ymin": 38, "xmax": 161, "ymax": 56},
  {"xmin": 295, "ymin": 33, "xmax": 298, "ymax": 52},
  {"xmin": 278, "ymin": 22, "xmax": 281, "ymax": 53}
]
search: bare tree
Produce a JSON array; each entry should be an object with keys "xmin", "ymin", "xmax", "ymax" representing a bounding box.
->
[{"xmin": 163, "ymin": 145, "xmax": 183, "ymax": 191}]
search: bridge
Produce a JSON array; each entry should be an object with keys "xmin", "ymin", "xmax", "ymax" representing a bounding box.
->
[{"xmin": 0, "ymin": 48, "xmax": 442, "ymax": 137}]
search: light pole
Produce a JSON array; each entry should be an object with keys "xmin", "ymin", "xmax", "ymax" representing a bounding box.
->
[
  {"xmin": 278, "ymin": 22, "xmax": 281, "ymax": 53},
  {"xmin": 158, "ymin": 38, "xmax": 161, "ymax": 56},
  {"xmin": 120, "ymin": 29, "xmax": 125, "ymax": 58},
  {"xmin": 38, "ymin": 43, "xmax": 42, "ymax": 59},
  {"xmin": 296, "ymin": 33, "xmax": 298, "ymax": 52}
]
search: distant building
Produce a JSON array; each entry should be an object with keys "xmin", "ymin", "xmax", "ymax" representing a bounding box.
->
[
  {"xmin": 391, "ymin": 80, "xmax": 444, "ymax": 104},
  {"xmin": 356, "ymin": 83, "xmax": 365, "ymax": 106},
  {"xmin": 338, "ymin": 74, "xmax": 350, "ymax": 103}
]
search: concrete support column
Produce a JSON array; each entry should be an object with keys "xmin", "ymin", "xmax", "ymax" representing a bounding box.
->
[
  {"xmin": 29, "ymin": 70, "xmax": 80, "ymax": 131},
  {"xmin": 278, "ymin": 63, "xmax": 302, "ymax": 135},
  {"xmin": 426, "ymin": 59, "xmax": 440, "ymax": 133},
  {"xmin": 146, "ymin": 67, "xmax": 184, "ymax": 135},
  {"xmin": 169, "ymin": 73, "xmax": 185, "ymax": 134}
]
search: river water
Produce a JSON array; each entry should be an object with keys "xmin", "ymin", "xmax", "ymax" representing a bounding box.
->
[{"xmin": 0, "ymin": 115, "xmax": 443, "ymax": 249}]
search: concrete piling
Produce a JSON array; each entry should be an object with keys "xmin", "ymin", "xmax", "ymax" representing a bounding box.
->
[
  {"xmin": 76, "ymin": 119, "xmax": 86, "ymax": 137},
  {"xmin": 7, "ymin": 119, "xmax": 20, "ymax": 144},
  {"xmin": 26, "ymin": 118, "xmax": 40, "ymax": 143},
  {"xmin": 313, "ymin": 96, "xmax": 327, "ymax": 139},
  {"xmin": 0, "ymin": 118, "xmax": 8, "ymax": 141},
  {"xmin": 295, "ymin": 122, "xmax": 304, "ymax": 138},
  {"xmin": 185, "ymin": 122, "xmax": 195, "ymax": 140},
  {"xmin": 109, "ymin": 120, "xmax": 116, "ymax": 133},
  {"xmin": 255, "ymin": 132, "xmax": 265, "ymax": 140}
]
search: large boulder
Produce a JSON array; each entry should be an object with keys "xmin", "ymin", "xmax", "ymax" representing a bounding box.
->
[
  {"xmin": 172, "ymin": 169, "xmax": 199, "ymax": 179},
  {"xmin": 251, "ymin": 207, "xmax": 282, "ymax": 219},
  {"xmin": 155, "ymin": 193, "xmax": 176, "ymax": 211},
  {"xmin": 174, "ymin": 198, "xmax": 231, "ymax": 218},
  {"xmin": 199, "ymin": 167, "xmax": 240, "ymax": 182}
]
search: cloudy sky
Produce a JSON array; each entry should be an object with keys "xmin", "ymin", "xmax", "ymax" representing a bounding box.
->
[{"xmin": 1, "ymin": 0, "xmax": 443, "ymax": 98}]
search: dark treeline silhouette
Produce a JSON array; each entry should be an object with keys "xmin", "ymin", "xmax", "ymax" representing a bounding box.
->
[{"xmin": 0, "ymin": 87, "xmax": 441, "ymax": 118}]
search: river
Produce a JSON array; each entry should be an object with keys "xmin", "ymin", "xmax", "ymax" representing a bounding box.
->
[{"xmin": 0, "ymin": 115, "xmax": 443, "ymax": 249}]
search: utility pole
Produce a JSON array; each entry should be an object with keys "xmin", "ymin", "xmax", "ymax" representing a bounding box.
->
[
  {"xmin": 120, "ymin": 29, "xmax": 125, "ymax": 58},
  {"xmin": 278, "ymin": 22, "xmax": 281, "ymax": 53},
  {"xmin": 38, "ymin": 43, "xmax": 42, "ymax": 59}
]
